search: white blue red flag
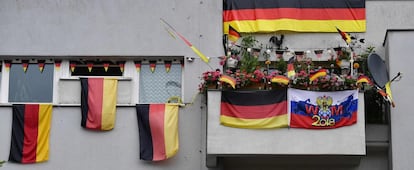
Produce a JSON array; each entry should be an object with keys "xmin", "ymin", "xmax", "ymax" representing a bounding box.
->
[{"xmin": 289, "ymin": 89, "xmax": 358, "ymax": 129}]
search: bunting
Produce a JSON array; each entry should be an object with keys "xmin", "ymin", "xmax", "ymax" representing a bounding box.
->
[
  {"xmin": 4, "ymin": 60, "xmax": 11, "ymax": 71},
  {"xmin": 9, "ymin": 104, "xmax": 52, "ymax": 163},
  {"xmin": 118, "ymin": 62, "xmax": 125, "ymax": 73},
  {"xmin": 165, "ymin": 61, "xmax": 172, "ymax": 73},
  {"xmin": 81, "ymin": 78, "xmax": 118, "ymax": 131},
  {"xmin": 136, "ymin": 104, "xmax": 179, "ymax": 161},
  {"xmin": 290, "ymin": 89, "xmax": 358, "ymax": 129},
  {"xmin": 87, "ymin": 62, "xmax": 93, "ymax": 72},
  {"xmin": 70, "ymin": 62, "xmax": 76, "ymax": 72},
  {"xmin": 135, "ymin": 61, "xmax": 142, "ymax": 72},
  {"xmin": 38, "ymin": 60, "xmax": 45, "ymax": 73},
  {"xmin": 103, "ymin": 62, "xmax": 110, "ymax": 72},
  {"xmin": 149, "ymin": 61, "xmax": 156, "ymax": 73},
  {"xmin": 223, "ymin": 0, "xmax": 366, "ymax": 33},
  {"xmin": 22, "ymin": 60, "xmax": 29, "ymax": 73},
  {"xmin": 220, "ymin": 89, "xmax": 288, "ymax": 129},
  {"xmin": 54, "ymin": 60, "xmax": 61, "ymax": 71}
]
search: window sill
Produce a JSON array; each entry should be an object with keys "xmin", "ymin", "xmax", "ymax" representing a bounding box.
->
[{"xmin": 59, "ymin": 77, "xmax": 132, "ymax": 80}]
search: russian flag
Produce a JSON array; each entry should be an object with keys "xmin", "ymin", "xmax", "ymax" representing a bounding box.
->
[
  {"xmin": 9, "ymin": 104, "xmax": 52, "ymax": 163},
  {"xmin": 136, "ymin": 104, "xmax": 179, "ymax": 161},
  {"xmin": 289, "ymin": 89, "xmax": 358, "ymax": 129},
  {"xmin": 81, "ymin": 78, "xmax": 118, "ymax": 131}
]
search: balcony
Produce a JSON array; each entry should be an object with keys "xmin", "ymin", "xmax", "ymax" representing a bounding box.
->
[{"xmin": 205, "ymin": 90, "xmax": 366, "ymax": 167}]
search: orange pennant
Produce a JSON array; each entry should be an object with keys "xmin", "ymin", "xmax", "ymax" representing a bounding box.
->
[
  {"xmin": 134, "ymin": 61, "xmax": 141, "ymax": 72},
  {"xmin": 149, "ymin": 61, "xmax": 156, "ymax": 73},
  {"xmin": 87, "ymin": 62, "xmax": 93, "ymax": 72},
  {"xmin": 103, "ymin": 62, "xmax": 110, "ymax": 72},
  {"xmin": 164, "ymin": 61, "xmax": 172, "ymax": 73},
  {"xmin": 118, "ymin": 62, "xmax": 125, "ymax": 73},
  {"xmin": 54, "ymin": 60, "xmax": 61, "ymax": 70},
  {"xmin": 22, "ymin": 60, "xmax": 29, "ymax": 73},
  {"xmin": 70, "ymin": 62, "xmax": 76, "ymax": 72},
  {"xmin": 4, "ymin": 60, "xmax": 11, "ymax": 71}
]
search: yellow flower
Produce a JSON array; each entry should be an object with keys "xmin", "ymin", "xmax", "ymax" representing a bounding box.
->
[
  {"xmin": 353, "ymin": 63, "xmax": 360, "ymax": 69},
  {"xmin": 265, "ymin": 60, "xmax": 271, "ymax": 65}
]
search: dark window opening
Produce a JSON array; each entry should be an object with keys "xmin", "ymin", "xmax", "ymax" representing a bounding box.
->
[{"xmin": 70, "ymin": 60, "xmax": 124, "ymax": 76}]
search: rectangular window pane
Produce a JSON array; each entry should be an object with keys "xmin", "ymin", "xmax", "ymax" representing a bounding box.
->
[
  {"xmin": 139, "ymin": 63, "xmax": 182, "ymax": 103},
  {"xmin": 9, "ymin": 63, "xmax": 54, "ymax": 102}
]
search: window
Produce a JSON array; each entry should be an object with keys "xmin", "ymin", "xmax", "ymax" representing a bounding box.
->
[
  {"xmin": 59, "ymin": 59, "xmax": 132, "ymax": 105},
  {"xmin": 139, "ymin": 61, "xmax": 182, "ymax": 103},
  {"xmin": 9, "ymin": 63, "xmax": 54, "ymax": 103}
]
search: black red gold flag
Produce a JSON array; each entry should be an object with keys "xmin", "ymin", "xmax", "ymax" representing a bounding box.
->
[
  {"xmin": 136, "ymin": 104, "xmax": 179, "ymax": 161},
  {"xmin": 9, "ymin": 104, "xmax": 52, "ymax": 163},
  {"xmin": 220, "ymin": 89, "xmax": 288, "ymax": 128},
  {"xmin": 223, "ymin": 0, "xmax": 366, "ymax": 33},
  {"xmin": 81, "ymin": 78, "xmax": 118, "ymax": 131}
]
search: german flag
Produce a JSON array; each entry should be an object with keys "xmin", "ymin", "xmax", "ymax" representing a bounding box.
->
[
  {"xmin": 136, "ymin": 104, "xmax": 179, "ymax": 161},
  {"xmin": 9, "ymin": 104, "xmax": 52, "ymax": 164},
  {"xmin": 309, "ymin": 69, "xmax": 328, "ymax": 82},
  {"xmin": 356, "ymin": 75, "xmax": 373, "ymax": 85},
  {"xmin": 336, "ymin": 27, "xmax": 352, "ymax": 44},
  {"xmin": 219, "ymin": 75, "xmax": 236, "ymax": 89},
  {"xmin": 271, "ymin": 75, "xmax": 289, "ymax": 85},
  {"xmin": 287, "ymin": 63, "xmax": 296, "ymax": 79},
  {"xmin": 228, "ymin": 25, "xmax": 241, "ymax": 43},
  {"xmin": 81, "ymin": 78, "xmax": 118, "ymax": 131},
  {"xmin": 220, "ymin": 89, "xmax": 288, "ymax": 129},
  {"xmin": 223, "ymin": 0, "xmax": 366, "ymax": 33}
]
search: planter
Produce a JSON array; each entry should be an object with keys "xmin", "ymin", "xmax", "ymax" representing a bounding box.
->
[
  {"xmin": 226, "ymin": 57, "xmax": 239, "ymax": 68},
  {"xmin": 241, "ymin": 82, "xmax": 266, "ymax": 90},
  {"xmin": 207, "ymin": 82, "xmax": 218, "ymax": 89}
]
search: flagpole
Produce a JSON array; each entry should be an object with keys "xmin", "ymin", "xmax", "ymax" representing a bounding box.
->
[{"xmin": 160, "ymin": 18, "xmax": 213, "ymax": 70}]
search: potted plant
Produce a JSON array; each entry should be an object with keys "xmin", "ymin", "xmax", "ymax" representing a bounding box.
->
[
  {"xmin": 239, "ymin": 35, "xmax": 261, "ymax": 74},
  {"xmin": 198, "ymin": 69, "xmax": 221, "ymax": 93}
]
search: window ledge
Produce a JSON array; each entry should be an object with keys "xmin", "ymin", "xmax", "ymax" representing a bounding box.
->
[{"xmin": 60, "ymin": 77, "xmax": 132, "ymax": 80}]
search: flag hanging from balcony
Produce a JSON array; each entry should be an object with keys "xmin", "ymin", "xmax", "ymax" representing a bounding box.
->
[
  {"xmin": 81, "ymin": 78, "xmax": 118, "ymax": 131},
  {"xmin": 289, "ymin": 89, "xmax": 358, "ymax": 129},
  {"xmin": 9, "ymin": 104, "xmax": 52, "ymax": 164},
  {"xmin": 223, "ymin": 0, "xmax": 366, "ymax": 33},
  {"xmin": 136, "ymin": 104, "xmax": 179, "ymax": 161},
  {"xmin": 220, "ymin": 89, "xmax": 288, "ymax": 129}
]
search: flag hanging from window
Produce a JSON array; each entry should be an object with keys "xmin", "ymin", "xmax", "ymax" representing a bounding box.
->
[
  {"xmin": 136, "ymin": 104, "xmax": 179, "ymax": 161},
  {"xmin": 289, "ymin": 89, "xmax": 358, "ymax": 129},
  {"xmin": 81, "ymin": 78, "xmax": 118, "ymax": 131},
  {"xmin": 220, "ymin": 89, "xmax": 288, "ymax": 129},
  {"xmin": 223, "ymin": 0, "xmax": 366, "ymax": 33},
  {"xmin": 9, "ymin": 104, "xmax": 53, "ymax": 164}
]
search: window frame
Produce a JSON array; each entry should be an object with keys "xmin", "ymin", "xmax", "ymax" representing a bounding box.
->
[{"xmin": 1, "ymin": 60, "xmax": 55, "ymax": 104}]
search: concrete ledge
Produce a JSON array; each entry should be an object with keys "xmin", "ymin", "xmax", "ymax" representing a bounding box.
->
[{"xmin": 206, "ymin": 90, "xmax": 366, "ymax": 158}]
